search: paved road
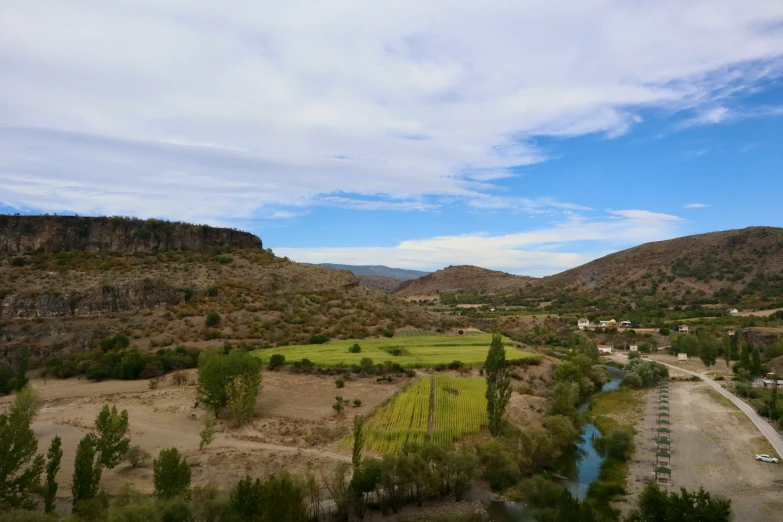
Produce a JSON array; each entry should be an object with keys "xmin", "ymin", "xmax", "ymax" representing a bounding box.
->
[{"xmin": 621, "ymin": 355, "xmax": 783, "ymax": 460}]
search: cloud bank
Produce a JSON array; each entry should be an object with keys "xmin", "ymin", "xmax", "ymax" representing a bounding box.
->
[
  {"xmin": 1, "ymin": 1, "xmax": 783, "ymax": 222},
  {"xmin": 277, "ymin": 209, "xmax": 686, "ymax": 276}
]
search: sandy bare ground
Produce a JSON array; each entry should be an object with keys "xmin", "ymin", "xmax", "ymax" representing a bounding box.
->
[
  {"xmin": 0, "ymin": 370, "xmax": 408, "ymax": 499},
  {"xmin": 622, "ymin": 381, "xmax": 783, "ymax": 521},
  {"xmin": 736, "ymin": 307, "xmax": 783, "ymax": 317}
]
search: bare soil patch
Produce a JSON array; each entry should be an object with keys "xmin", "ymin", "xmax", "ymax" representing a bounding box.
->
[
  {"xmin": 0, "ymin": 371, "xmax": 407, "ymax": 499},
  {"xmin": 622, "ymin": 381, "xmax": 783, "ymax": 520}
]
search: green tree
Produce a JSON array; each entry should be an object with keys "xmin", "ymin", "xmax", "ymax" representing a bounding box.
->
[
  {"xmin": 625, "ymin": 483, "xmax": 731, "ymax": 522},
  {"xmin": 153, "ymin": 448, "xmax": 191, "ymax": 499},
  {"xmin": 124, "ymin": 445, "xmax": 151, "ymax": 468},
  {"xmin": 485, "ymin": 334, "xmax": 512, "ymax": 436},
  {"xmin": 226, "ymin": 373, "xmax": 261, "ymax": 426},
  {"xmin": 199, "ymin": 412, "xmax": 216, "ymax": 450},
  {"xmin": 43, "ymin": 435, "xmax": 62, "ymax": 513},
  {"xmin": 197, "ymin": 349, "xmax": 261, "ymax": 415},
  {"xmin": 352, "ymin": 415, "xmax": 364, "ymax": 472},
  {"xmin": 722, "ymin": 333, "xmax": 732, "ymax": 368},
  {"xmin": 230, "ymin": 476, "xmax": 263, "ymax": 522},
  {"xmin": 0, "ymin": 403, "xmax": 45, "ymax": 509},
  {"xmin": 205, "ymin": 312, "xmax": 221, "ymax": 327},
  {"xmin": 738, "ymin": 333, "xmax": 750, "ymax": 369},
  {"xmin": 257, "ymin": 473, "xmax": 307, "ymax": 522},
  {"xmin": 72, "ymin": 434, "xmax": 103, "ymax": 504},
  {"xmin": 697, "ymin": 333, "xmax": 718, "ymax": 367},
  {"xmin": 12, "ymin": 346, "xmax": 30, "ymax": 391},
  {"xmin": 95, "ymin": 404, "xmax": 131, "ymax": 469},
  {"xmin": 751, "ymin": 347, "xmax": 762, "ymax": 377},
  {"xmin": 11, "ymin": 386, "xmax": 42, "ymax": 424}
]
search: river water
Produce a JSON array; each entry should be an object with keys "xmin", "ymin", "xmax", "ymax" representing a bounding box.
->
[{"xmin": 486, "ymin": 366, "xmax": 624, "ymax": 521}]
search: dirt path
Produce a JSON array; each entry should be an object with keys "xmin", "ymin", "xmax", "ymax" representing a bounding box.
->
[{"xmin": 623, "ymin": 381, "xmax": 783, "ymax": 521}]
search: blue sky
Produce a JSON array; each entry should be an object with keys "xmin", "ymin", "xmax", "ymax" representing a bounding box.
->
[{"xmin": 1, "ymin": 1, "xmax": 783, "ymax": 276}]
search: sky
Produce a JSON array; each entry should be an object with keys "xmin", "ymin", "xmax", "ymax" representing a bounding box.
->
[{"xmin": 1, "ymin": 1, "xmax": 783, "ymax": 276}]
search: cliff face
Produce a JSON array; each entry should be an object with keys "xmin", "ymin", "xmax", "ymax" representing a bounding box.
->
[{"xmin": 0, "ymin": 215, "xmax": 262, "ymax": 254}]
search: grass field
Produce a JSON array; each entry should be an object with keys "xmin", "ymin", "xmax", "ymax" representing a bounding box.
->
[
  {"xmin": 346, "ymin": 376, "xmax": 489, "ymax": 454},
  {"xmin": 251, "ymin": 333, "xmax": 539, "ymax": 368}
]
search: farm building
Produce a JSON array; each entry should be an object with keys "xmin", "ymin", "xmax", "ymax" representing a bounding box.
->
[
  {"xmin": 678, "ymin": 324, "xmax": 691, "ymax": 333},
  {"xmin": 598, "ymin": 345, "xmax": 613, "ymax": 354},
  {"xmin": 677, "ymin": 353, "xmax": 688, "ymax": 361}
]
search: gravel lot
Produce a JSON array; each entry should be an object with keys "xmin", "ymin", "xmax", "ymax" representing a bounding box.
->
[{"xmin": 622, "ymin": 381, "xmax": 783, "ymax": 520}]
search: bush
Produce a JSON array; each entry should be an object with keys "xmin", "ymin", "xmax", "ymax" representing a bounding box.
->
[
  {"xmin": 458, "ymin": 330, "xmax": 464, "ymax": 335},
  {"xmin": 353, "ymin": 399, "xmax": 362, "ymax": 407},
  {"xmin": 205, "ymin": 313, "xmax": 221, "ymax": 327},
  {"xmin": 348, "ymin": 344, "xmax": 362, "ymax": 353},
  {"xmin": 659, "ymin": 327, "xmax": 670, "ymax": 336},
  {"xmin": 308, "ymin": 334, "xmax": 329, "ymax": 344},
  {"xmin": 125, "ymin": 445, "xmax": 152, "ymax": 468},
  {"xmin": 335, "ymin": 379, "xmax": 345, "ymax": 389},
  {"xmin": 268, "ymin": 354, "xmax": 285, "ymax": 370},
  {"xmin": 10, "ymin": 257, "xmax": 26, "ymax": 267}
]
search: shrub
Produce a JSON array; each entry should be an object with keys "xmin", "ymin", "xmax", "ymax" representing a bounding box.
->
[
  {"xmin": 353, "ymin": 399, "xmax": 362, "ymax": 407},
  {"xmin": 659, "ymin": 327, "xmax": 670, "ymax": 336},
  {"xmin": 308, "ymin": 334, "xmax": 330, "ymax": 344},
  {"xmin": 268, "ymin": 354, "xmax": 285, "ymax": 370},
  {"xmin": 458, "ymin": 330, "xmax": 464, "ymax": 335},
  {"xmin": 333, "ymin": 396, "xmax": 345, "ymax": 415},
  {"xmin": 348, "ymin": 344, "xmax": 362, "ymax": 354},
  {"xmin": 205, "ymin": 312, "xmax": 221, "ymax": 327},
  {"xmin": 171, "ymin": 373, "xmax": 187, "ymax": 386},
  {"xmin": 124, "ymin": 445, "xmax": 152, "ymax": 468},
  {"xmin": 335, "ymin": 379, "xmax": 345, "ymax": 389},
  {"xmin": 10, "ymin": 257, "xmax": 26, "ymax": 267}
]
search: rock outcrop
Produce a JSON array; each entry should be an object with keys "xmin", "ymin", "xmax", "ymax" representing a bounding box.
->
[{"xmin": 0, "ymin": 215, "xmax": 262, "ymax": 254}]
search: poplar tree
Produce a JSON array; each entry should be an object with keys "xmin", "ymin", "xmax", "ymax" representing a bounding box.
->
[
  {"xmin": 44, "ymin": 435, "xmax": 63, "ymax": 513},
  {"xmin": 751, "ymin": 347, "xmax": 762, "ymax": 377},
  {"xmin": 485, "ymin": 334, "xmax": 512, "ymax": 436},
  {"xmin": 722, "ymin": 333, "xmax": 732, "ymax": 368},
  {"xmin": 72, "ymin": 434, "xmax": 102, "ymax": 504}
]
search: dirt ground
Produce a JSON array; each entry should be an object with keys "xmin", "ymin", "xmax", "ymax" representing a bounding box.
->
[
  {"xmin": 0, "ymin": 370, "xmax": 409, "ymax": 499},
  {"xmin": 621, "ymin": 381, "xmax": 783, "ymax": 520},
  {"xmin": 642, "ymin": 353, "xmax": 735, "ymax": 379}
]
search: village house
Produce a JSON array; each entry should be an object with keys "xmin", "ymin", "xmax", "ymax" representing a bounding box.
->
[
  {"xmin": 678, "ymin": 353, "xmax": 689, "ymax": 361},
  {"xmin": 578, "ymin": 318, "xmax": 590, "ymax": 330},
  {"xmin": 599, "ymin": 320, "xmax": 609, "ymax": 328},
  {"xmin": 598, "ymin": 345, "xmax": 613, "ymax": 354},
  {"xmin": 679, "ymin": 324, "xmax": 691, "ymax": 333},
  {"xmin": 629, "ymin": 345, "xmax": 638, "ymax": 352},
  {"xmin": 728, "ymin": 308, "xmax": 739, "ymax": 315},
  {"xmin": 728, "ymin": 329, "xmax": 736, "ymax": 336}
]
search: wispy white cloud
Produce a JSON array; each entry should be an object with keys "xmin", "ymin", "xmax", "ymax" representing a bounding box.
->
[
  {"xmin": 684, "ymin": 203, "xmax": 710, "ymax": 209},
  {"xmin": 278, "ymin": 209, "xmax": 685, "ymax": 276},
  {"xmin": 677, "ymin": 104, "xmax": 783, "ymax": 129},
  {"xmin": 0, "ymin": 1, "xmax": 782, "ymax": 221}
]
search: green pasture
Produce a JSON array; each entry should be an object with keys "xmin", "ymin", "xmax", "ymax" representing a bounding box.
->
[{"xmin": 251, "ymin": 333, "xmax": 539, "ymax": 368}]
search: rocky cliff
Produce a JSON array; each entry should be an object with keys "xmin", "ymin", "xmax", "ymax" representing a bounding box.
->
[{"xmin": 0, "ymin": 215, "xmax": 262, "ymax": 254}]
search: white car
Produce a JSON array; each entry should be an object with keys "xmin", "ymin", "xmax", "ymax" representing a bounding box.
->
[{"xmin": 755, "ymin": 454, "xmax": 779, "ymax": 463}]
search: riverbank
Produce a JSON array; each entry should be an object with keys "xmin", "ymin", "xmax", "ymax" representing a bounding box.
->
[{"xmin": 585, "ymin": 387, "xmax": 647, "ymax": 518}]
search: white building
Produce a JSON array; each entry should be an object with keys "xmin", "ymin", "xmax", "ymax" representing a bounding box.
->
[
  {"xmin": 677, "ymin": 353, "xmax": 689, "ymax": 361},
  {"xmin": 598, "ymin": 345, "xmax": 613, "ymax": 354},
  {"xmin": 679, "ymin": 324, "xmax": 690, "ymax": 333},
  {"xmin": 620, "ymin": 320, "xmax": 632, "ymax": 328},
  {"xmin": 728, "ymin": 308, "xmax": 739, "ymax": 315},
  {"xmin": 578, "ymin": 318, "xmax": 590, "ymax": 330},
  {"xmin": 629, "ymin": 345, "xmax": 638, "ymax": 352}
]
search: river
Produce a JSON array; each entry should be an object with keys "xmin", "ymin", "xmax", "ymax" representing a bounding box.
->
[{"xmin": 486, "ymin": 365, "xmax": 624, "ymax": 521}]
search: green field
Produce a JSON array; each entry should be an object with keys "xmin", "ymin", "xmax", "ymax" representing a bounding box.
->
[
  {"xmin": 251, "ymin": 333, "xmax": 539, "ymax": 368},
  {"xmin": 346, "ymin": 376, "xmax": 489, "ymax": 454}
]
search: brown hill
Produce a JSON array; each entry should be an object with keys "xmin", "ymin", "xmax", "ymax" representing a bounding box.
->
[
  {"xmin": 0, "ymin": 215, "xmax": 262, "ymax": 254},
  {"xmin": 533, "ymin": 226, "xmax": 783, "ymax": 306},
  {"xmin": 394, "ymin": 265, "xmax": 535, "ymax": 298},
  {"xmin": 357, "ymin": 275, "xmax": 403, "ymax": 292}
]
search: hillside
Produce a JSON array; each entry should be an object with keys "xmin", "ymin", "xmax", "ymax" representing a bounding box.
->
[
  {"xmin": 394, "ymin": 265, "xmax": 536, "ymax": 298},
  {"xmin": 316, "ymin": 263, "xmax": 429, "ymax": 280},
  {"xmin": 0, "ymin": 217, "xmax": 458, "ymax": 363},
  {"xmin": 0, "ymin": 215, "xmax": 262, "ymax": 254},
  {"xmin": 534, "ymin": 226, "xmax": 783, "ymax": 307},
  {"xmin": 357, "ymin": 275, "xmax": 403, "ymax": 292}
]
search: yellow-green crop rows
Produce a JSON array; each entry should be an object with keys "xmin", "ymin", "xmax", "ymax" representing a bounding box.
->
[
  {"xmin": 356, "ymin": 376, "xmax": 489, "ymax": 454},
  {"xmin": 431, "ymin": 376, "xmax": 488, "ymax": 444},
  {"xmin": 362, "ymin": 378, "xmax": 431, "ymax": 454}
]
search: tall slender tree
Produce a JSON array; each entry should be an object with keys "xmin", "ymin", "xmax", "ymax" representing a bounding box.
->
[
  {"xmin": 0, "ymin": 401, "xmax": 45, "ymax": 509},
  {"xmin": 44, "ymin": 435, "xmax": 63, "ymax": 513},
  {"xmin": 94, "ymin": 404, "xmax": 130, "ymax": 469},
  {"xmin": 738, "ymin": 333, "xmax": 750, "ymax": 369},
  {"xmin": 72, "ymin": 434, "xmax": 102, "ymax": 504},
  {"xmin": 485, "ymin": 334, "xmax": 512, "ymax": 436},
  {"xmin": 722, "ymin": 332, "xmax": 732, "ymax": 368},
  {"xmin": 751, "ymin": 347, "xmax": 762, "ymax": 377},
  {"xmin": 352, "ymin": 415, "xmax": 364, "ymax": 472}
]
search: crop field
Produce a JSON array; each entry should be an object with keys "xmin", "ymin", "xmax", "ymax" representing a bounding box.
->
[
  {"xmin": 431, "ymin": 376, "xmax": 488, "ymax": 444},
  {"xmin": 362, "ymin": 378, "xmax": 432, "ymax": 454},
  {"xmin": 251, "ymin": 333, "xmax": 539, "ymax": 368},
  {"xmin": 349, "ymin": 376, "xmax": 489, "ymax": 453}
]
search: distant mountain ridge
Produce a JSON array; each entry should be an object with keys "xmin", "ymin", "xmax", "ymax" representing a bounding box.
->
[{"xmin": 316, "ymin": 263, "xmax": 429, "ymax": 281}]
